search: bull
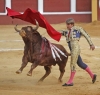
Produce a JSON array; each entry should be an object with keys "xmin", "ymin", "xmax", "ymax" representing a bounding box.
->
[{"xmin": 14, "ymin": 20, "xmax": 70, "ymax": 82}]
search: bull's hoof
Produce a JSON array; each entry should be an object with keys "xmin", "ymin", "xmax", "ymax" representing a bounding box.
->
[
  {"xmin": 27, "ymin": 73, "xmax": 32, "ymax": 76},
  {"xmin": 16, "ymin": 70, "xmax": 22, "ymax": 74},
  {"xmin": 58, "ymin": 79, "xmax": 63, "ymax": 83},
  {"xmin": 38, "ymin": 79, "xmax": 43, "ymax": 83}
]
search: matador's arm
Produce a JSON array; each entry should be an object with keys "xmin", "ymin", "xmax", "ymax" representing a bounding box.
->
[
  {"xmin": 58, "ymin": 30, "xmax": 68, "ymax": 36},
  {"xmin": 79, "ymin": 27, "xmax": 94, "ymax": 46}
]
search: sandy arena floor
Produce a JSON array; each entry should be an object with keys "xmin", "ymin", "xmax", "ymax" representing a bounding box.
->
[{"xmin": 0, "ymin": 21, "xmax": 100, "ymax": 95}]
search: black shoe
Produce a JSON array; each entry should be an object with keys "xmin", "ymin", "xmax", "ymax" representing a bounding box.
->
[
  {"xmin": 92, "ymin": 74, "xmax": 97, "ymax": 83},
  {"xmin": 62, "ymin": 83, "xmax": 73, "ymax": 86}
]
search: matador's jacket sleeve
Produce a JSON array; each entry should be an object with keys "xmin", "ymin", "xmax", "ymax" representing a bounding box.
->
[{"xmin": 72, "ymin": 26, "xmax": 93, "ymax": 46}]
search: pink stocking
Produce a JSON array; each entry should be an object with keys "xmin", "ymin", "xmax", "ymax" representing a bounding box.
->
[
  {"xmin": 66, "ymin": 71, "xmax": 76, "ymax": 84},
  {"xmin": 85, "ymin": 66, "xmax": 94, "ymax": 79}
]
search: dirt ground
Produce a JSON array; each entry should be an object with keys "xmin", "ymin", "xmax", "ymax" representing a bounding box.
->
[{"xmin": 0, "ymin": 21, "xmax": 100, "ymax": 95}]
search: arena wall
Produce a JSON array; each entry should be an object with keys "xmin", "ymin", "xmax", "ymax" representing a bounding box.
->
[
  {"xmin": 98, "ymin": 0, "xmax": 100, "ymax": 20},
  {"xmin": 0, "ymin": 0, "xmax": 99, "ymax": 25}
]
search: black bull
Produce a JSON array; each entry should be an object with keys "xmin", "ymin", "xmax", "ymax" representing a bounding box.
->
[{"xmin": 14, "ymin": 21, "xmax": 70, "ymax": 82}]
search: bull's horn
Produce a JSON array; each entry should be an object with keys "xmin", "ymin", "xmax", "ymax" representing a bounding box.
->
[
  {"xmin": 14, "ymin": 24, "xmax": 20, "ymax": 32},
  {"xmin": 33, "ymin": 19, "xmax": 39, "ymax": 30}
]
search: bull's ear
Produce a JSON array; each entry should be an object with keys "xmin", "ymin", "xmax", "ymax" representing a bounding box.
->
[{"xmin": 27, "ymin": 26, "xmax": 32, "ymax": 32}]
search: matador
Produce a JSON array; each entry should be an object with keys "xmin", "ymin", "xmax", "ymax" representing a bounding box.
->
[{"xmin": 60, "ymin": 18, "xmax": 97, "ymax": 86}]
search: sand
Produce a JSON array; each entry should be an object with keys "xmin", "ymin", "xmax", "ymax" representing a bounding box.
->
[{"xmin": 0, "ymin": 21, "xmax": 100, "ymax": 95}]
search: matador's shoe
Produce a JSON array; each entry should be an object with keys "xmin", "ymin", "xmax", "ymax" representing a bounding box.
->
[
  {"xmin": 92, "ymin": 74, "xmax": 97, "ymax": 83},
  {"xmin": 62, "ymin": 83, "xmax": 73, "ymax": 86}
]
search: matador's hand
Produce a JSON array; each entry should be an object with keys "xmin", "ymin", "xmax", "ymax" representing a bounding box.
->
[{"xmin": 90, "ymin": 45, "xmax": 95, "ymax": 50}]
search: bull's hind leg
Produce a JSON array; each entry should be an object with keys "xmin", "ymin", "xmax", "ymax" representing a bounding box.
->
[
  {"xmin": 38, "ymin": 66, "xmax": 51, "ymax": 82},
  {"xmin": 58, "ymin": 63, "xmax": 66, "ymax": 82}
]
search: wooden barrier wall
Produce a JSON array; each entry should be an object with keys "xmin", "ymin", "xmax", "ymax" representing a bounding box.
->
[{"xmin": 0, "ymin": 0, "xmax": 99, "ymax": 25}]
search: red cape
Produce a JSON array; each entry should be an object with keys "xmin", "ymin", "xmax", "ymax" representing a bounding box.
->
[{"xmin": 6, "ymin": 7, "xmax": 61, "ymax": 41}]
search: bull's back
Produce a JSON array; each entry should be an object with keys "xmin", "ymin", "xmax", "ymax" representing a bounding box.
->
[
  {"xmin": 52, "ymin": 43, "xmax": 67, "ymax": 54},
  {"xmin": 51, "ymin": 43, "xmax": 68, "ymax": 64}
]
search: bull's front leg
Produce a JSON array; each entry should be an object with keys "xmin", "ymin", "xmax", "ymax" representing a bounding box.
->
[
  {"xmin": 16, "ymin": 55, "xmax": 28, "ymax": 74},
  {"xmin": 27, "ymin": 53, "xmax": 40, "ymax": 76},
  {"xmin": 27, "ymin": 61, "xmax": 38, "ymax": 76}
]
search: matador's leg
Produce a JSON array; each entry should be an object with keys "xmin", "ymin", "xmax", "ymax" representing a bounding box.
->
[
  {"xmin": 70, "ymin": 41, "xmax": 80, "ymax": 71},
  {"xmin": 62, "ymin": 41, "xmax": 80, "ymax": 86}
]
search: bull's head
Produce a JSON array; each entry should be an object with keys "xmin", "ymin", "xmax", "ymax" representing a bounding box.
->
[{"xmin": 14, "ymin": 20, "xmax": 39, "ymax": 38}]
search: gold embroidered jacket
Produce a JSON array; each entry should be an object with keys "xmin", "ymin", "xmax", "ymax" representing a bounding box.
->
[{"xmin": 61, "ymin": 26, "xmax": 93, "ymax": 46}]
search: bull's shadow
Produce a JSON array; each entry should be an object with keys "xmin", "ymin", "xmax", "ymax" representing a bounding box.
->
[{"xmin": 14, "ymin": 20, "xmax": 70, "ymax": 82}]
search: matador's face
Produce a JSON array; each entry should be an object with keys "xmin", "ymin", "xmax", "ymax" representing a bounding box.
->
[{"xmin": 66, "ymin": 23, "xmax": 74, "ymax": 30}]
